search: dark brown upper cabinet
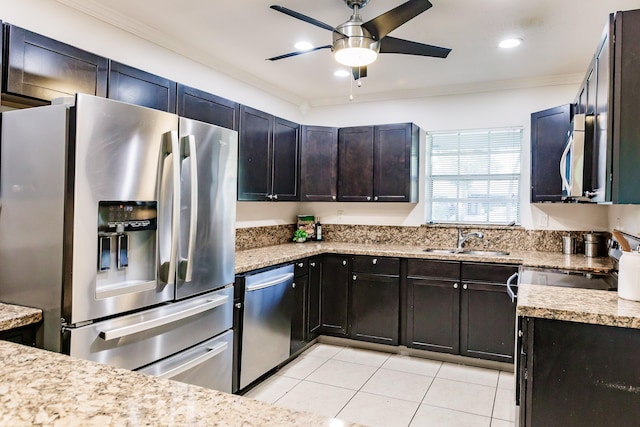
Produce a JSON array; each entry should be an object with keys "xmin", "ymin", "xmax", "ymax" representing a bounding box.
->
[
  {"xmin": 338, "ymin": 123, "xmax": 419, "ymax": 202},
  {"xmin": 107, "ymin": 61, "xmax": 176, "ymax": 113},
  {"xmin": 177, "ymin": 84, "xmax": 239, "ymax": 130},
  {"xmin": 530, "ymin": 104, "xmax": 572, "ymax": 202},
  {"xmin": 3, "ymin": 24, "xmax": 107, "ymax": 103},
  {"xmin": 299, "ymin": 126, "xmax": 338, "ymax": 202},
  {"xmin": 238, "ymin": 105, "xmax": 299, "ymax": 201}
]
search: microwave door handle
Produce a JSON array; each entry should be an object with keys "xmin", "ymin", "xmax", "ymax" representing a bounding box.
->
[
  {"xmin": 157, "ymin": 341, "xmax": 228, "ymax": 380},
  {"xmin": 559, "ymin": 138, "xmax": 572, "ymax": 195},
  {"xmin": 159, "ymin": 131, "xmax": 180, "ymax": 285},
  {"xmin": 179, "ymin": 134, "xmax": 198, "ymax": 282}
]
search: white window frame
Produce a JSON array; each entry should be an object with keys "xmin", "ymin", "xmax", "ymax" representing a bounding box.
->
[{"xmin": 425, "ymin": 127, "xmax": 523, "ymax": 225}]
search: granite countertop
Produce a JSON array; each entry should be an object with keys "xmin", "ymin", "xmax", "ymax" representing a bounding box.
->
[
  {"xmin": 235, "ymin": 242, "xmax": 614, "ymax": 274},
  {"xmin": 517, "ymin": 284, "xmax": 640, "ymax": 329},
  {"xmin": 0, "ymin": 340, "xmax": 358, "ymax": 427},
  {"xmin": 0, "ymin": 303, "xmax": 42, "ymax": 332}
]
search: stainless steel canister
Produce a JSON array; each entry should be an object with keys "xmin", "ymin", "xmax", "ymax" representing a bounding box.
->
[
  {"xmin": 562, "ymin": 236, "xmax": 576, "ymax": 255},
  {"xmin": 583, "ymin": 233, "xmax": 602, "ymax": 257}
]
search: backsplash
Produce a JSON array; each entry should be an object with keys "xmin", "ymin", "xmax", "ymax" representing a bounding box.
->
[{"xmin": 236, "ymin": 223, "xmax": 608, "ymax": 253}]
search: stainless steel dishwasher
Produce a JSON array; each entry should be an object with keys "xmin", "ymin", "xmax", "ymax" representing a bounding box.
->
[{"xmin": 238, "ymin": 264, "xmax": 294, "ymax": 389}]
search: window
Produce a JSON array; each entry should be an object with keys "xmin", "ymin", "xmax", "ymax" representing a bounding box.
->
[{"xmin": 426, "ymin": 127, "xmax": 522, "ymax": 224}]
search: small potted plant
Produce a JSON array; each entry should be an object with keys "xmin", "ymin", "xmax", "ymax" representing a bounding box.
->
[{"xmin": 293, "ymin": 229, "xmax": 308, "ymax": 243}]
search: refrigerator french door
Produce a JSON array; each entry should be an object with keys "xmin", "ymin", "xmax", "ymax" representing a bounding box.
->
[{"xmin": 0, "ymin": 94, "xmax": 237, "ymax": 392}]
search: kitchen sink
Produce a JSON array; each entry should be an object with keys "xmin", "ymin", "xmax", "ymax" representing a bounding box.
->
[{"xmin": 423, "ymin": 248, "xmax": 510, "ymax": 256}]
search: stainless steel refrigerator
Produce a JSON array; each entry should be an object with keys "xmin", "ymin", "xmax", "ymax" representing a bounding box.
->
[{"xmin": 0, "ymin": 94, "xmax": 237, "ymax": 392}]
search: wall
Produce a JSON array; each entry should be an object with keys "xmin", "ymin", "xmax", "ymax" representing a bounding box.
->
[{"xmin": 1, "ymin": 1, "xmax": 618, "ymax": 232}]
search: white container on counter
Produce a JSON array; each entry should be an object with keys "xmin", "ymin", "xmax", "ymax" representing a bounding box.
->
[{"xmin": 618, "ymin": 251, "xmax": 640, "ymax": 301}]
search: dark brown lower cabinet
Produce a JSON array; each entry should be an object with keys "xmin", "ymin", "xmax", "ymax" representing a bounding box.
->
[
  {"xmin": 350, "ymin": 273, "xmax": 399, "ymax": 345},
  {"xmin": 320, "ymin": 255, "xmax": 350, "ymax": 336},
  {"xmin": 0, "ymin": 324, "xmax": 38, "ymax": 346},
  {"xmin": 307, "ymin": 258, "xmax": 322, "ymax": 340},
  {"xmin": 519, "ymin": 317, "xmax": 640, "ymax": 427},
  {"xmin": 291, "ymin": 259, "xmax": 309, "ymax": 355}
]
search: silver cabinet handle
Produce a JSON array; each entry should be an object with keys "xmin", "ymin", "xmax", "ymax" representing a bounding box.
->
[
  {"xmin": 179, "ymin": 134, "xmax": 198, "ymax": 282},
  {"xmin": 99, "ymin": 295, "xmax": 229, "ymax": 341},
  {"xmin": 159, "ymin": 131, "xmax": 180, "ymax": 286},
  {"xmin": 372, "ymin": 258, "xmax": 377, "ymax": 264},
  {"xmin": 453, "ymin": 283, "xmax": 458, "ymax": 289},
  {"xmin": 297, "ymin": 262, "xmax": 304, "ymax": 267},
  {"xmin": 235, "ymin": 302, "xmax": 242, "ymax": 309},
  {"xmin": 246, "ymin": 273, "xmax": 294, "ymax": 292},
  {"xmin": 463, "ymin": 284, "xmax": 468, "ymax": 290},
  {"xmin": 273, "ymin": 194, "xmax": 278, "ymax": 200},
  {"xmin": 158, "ymin": 341, "xmax": 228, "ymax": 379},
  {"xmin": 342, "ymin": 260, "xmax": 347, "ymax": 265},
  {"xmin": 310, "ymin": 262, "xmax": 316, "ymax": 267},
  {"xmin": 374, "ymin": 196, "xmax": 378, "ymax": 201},
  {"xmin": 292, "ymin": 282, "xmax": 296, "ymax": 288},
  {"xmin": 353, "ymin": 275, "xmax": 357, "ymax": 280},
  {"xmin": 366, "ymin": 196, "xmax": 371, "ymax": 201},
  {"xmin": 332, "ymin": 195, "xmax": 336, "ymax": 201}
]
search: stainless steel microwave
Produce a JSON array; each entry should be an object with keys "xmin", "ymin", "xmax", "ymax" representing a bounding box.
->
[{"xmin": 559, "ymin": 113, "xmax": 595, "ymax": 201}]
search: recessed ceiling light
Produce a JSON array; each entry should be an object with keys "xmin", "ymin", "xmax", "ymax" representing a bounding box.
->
[
  {"xmin": 498, "ymin": 38, "xmax": 523, "ymax": 49},
  {"xmin": 294, "ymin": 41, "xmax": 313, "ymax": 51},
  {"xmin": 334, "ymin": 70, "xmax": 350, "ymax": 77}
]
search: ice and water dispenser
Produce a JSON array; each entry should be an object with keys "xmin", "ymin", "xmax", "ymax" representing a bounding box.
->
[{"xmin": 96, "ymin": 201, "xmax": 158, "ymax": 296}]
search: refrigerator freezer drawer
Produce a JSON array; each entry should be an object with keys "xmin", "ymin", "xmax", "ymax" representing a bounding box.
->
[
  {"xmin": 137, "ymin": 329, "xmax": 233, "ymax": 393},
  {"xmin": 67, "ymin": 286, "xmax": 233, "ymax": 370}
]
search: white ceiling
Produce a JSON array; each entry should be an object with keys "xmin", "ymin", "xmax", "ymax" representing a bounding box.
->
[{"xmin": 56, "ymin": 0, "xmax": 640, "ymax": 107}]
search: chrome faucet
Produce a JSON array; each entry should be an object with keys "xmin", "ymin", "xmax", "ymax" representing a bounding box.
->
[{"xmin": 457, "ymin": 229, "xmax": 484, "ymax": 249}]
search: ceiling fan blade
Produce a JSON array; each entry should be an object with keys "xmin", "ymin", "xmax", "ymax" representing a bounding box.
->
[
  {"xmin": 352, "ymin": 66, "xmax": 368, "ymax": 80},
  {"xmin": 379, "ymin": 36, "xmax": 451, "ymax": 58},
  {"xmin": 270, "ymin": 5, "xmax": 343, "ymax": 34},
  {"xmin": 266, "ymin": 45, "xmax": 332, "ymax": 61},
  {"xmin": 362, "ymin": 0, "xmax": 433, "ymax": 40}
]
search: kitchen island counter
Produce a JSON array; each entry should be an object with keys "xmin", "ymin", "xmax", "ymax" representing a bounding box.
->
[
  {"xmin": 0, "ymin": 340, "xmax": 357, "ymax": 427},
  {"xmin": 0, "ymin": 303, "xmax": 42, "ymax": 332},
  {"xmin": 517, "ymin": 283, "xmax": 640, "ymax": 329},
  {"xmin": 235, "ymin": 242, "xmax": 613, "ymax": 274}
]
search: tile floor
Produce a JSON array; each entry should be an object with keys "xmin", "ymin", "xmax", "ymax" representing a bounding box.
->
[{"xmin": 244, "ymin": 343, "xmax": 516, "ymax": 427}]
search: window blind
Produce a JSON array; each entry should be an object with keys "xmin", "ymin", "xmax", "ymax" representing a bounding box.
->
[{"xmin": 426, "ymin": 127, "xmax": 522, "ymax": 224}]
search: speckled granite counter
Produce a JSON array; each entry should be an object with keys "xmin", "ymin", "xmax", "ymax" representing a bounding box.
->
[
  {"xmin": 0, "ymin": 303, "xmax": 42, "ymax": 332},
  {"xmin": 0, "ymin": 340, "xmax": 357, "ymax": 427},
  {"xmin": 235, "ymin": 242, "xmax": 613, "ymax": 274},
  {"xmin": 517, "ymin": 284, "xmax": 640, "ymax": 329}
]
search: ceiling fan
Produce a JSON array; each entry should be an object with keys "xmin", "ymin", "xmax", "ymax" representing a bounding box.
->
[{"xmin": 267, "ymin": 0, "xmax": 451, "ymax": 80}]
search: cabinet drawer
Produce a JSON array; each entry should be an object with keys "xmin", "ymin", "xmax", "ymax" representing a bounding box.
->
[
  {"xmin": 352, "ymin": 256, "xmax": 399, "ymax": 276},
  {"xmin": 294, "ymin": 259, "xmax": 308, "ymax": 277},
  {"xmin": 461, "ymin": 262, "xmax": 519, "ymax": 283},
  {"xmin": 407, "ymin": 259, "xmax": 460, "ymax": 279}
]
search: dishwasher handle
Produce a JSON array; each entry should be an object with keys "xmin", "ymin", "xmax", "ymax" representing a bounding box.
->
[
  {"xmin": 506, "ymin": 272, "xmax": 519, "ymax": 303},
  {"xmin": 157, "ymin": 341, "xmax": 228, "ymax": 380},
  {"xmin": 245, "ymin": 272, "xmax": 294, "ymax": 292},
  {"xmin": 99, "ymin": 295, "xmax": 229, "ymax": 340}
]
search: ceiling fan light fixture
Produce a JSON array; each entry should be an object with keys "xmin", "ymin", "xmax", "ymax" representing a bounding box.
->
[
  {"xmin": 334, "ymin": 46, "xmax": 378, "ymax": 67},
  {"xmin": 498, "ymin": 38, "xmax": 522, "ymax": 49}
]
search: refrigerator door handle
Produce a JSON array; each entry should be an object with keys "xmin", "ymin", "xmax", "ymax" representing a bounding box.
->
[
  {"xmin": 179, "ymin": 134, "xmax": 198, "ymax": 282},
  {"xmin": 159, "ymin": 131, "xmax": 181, "ymax": 285},
  {"xmin": 98, "ymin": 294, "xmax": 229, "ymax": 341},
  {"xmin": 156, "ymin": 341, "xmax": 228, "ymax": 380}
]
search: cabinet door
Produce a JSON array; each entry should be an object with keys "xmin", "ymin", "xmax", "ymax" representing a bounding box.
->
[
  {"xmin": 350, "ymin": 273, "xmax": 399, "ymax": 345},
  {"xmin": 338, "ymin": 126, "xmax": 374, "ymax": 201},
  {"xmin": 591, "ymin": 16, "xmax": 611, "ymax": 203},
  {"xmin": 4, "ymin": 24, "xmax": 108, "ymax": 102},
  {"xmin": 320, "ymin": 256, "xmax": 350, "ymax": 336},
  {"xmin": 291, "ymin": 273, "xmax": 308, "ymax": 355},
  {"xmin": 373, "ymin": 123, "xmax": 418, "ymax": 202},
  {"xmin": 406, "ymin": 277, "xmax": 460, "ymax": 353},
  {"xmin": 307, "ymin": 258, "xmax": 322, "ymax": 339},
  {"xmin": 460, "ymin": 281, "xmax": 515, "ymax": 362},
  {"xmin": 272, "ymin": 117, "xmax": 299, "ymax": 201},
  {"xmin": 177, "ymin": 84, "xmax": 239, "ymax": 130},
  {"xmin": 238, "ymin": 105, "xmax": 273, "ymax": 201},
  {"xmin": 108, "ymin": 61, "xmax": 176, "ymax": 112},
  {"xmin": 530, "ymin": 104, "xmax": 572, "ymax": 202},
  {"xmin": 300, "ymin": 126, "xmax": 338, "ymax": 201}
]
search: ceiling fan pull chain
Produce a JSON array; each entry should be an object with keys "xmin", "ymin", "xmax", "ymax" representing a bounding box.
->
[{"xmin": 349, "ymin": 75, "xmax": 354, "ymax": 101}]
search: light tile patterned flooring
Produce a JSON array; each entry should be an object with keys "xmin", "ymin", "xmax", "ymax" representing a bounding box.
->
[{"xmin": 244, "ymin": 343, "xmax": 516, "ymax": 427}]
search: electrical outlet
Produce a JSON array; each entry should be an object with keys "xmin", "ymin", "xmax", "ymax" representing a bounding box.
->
[{"xmin": 538, "ymin": 213, "xmax": 548, "ymax": 228}]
